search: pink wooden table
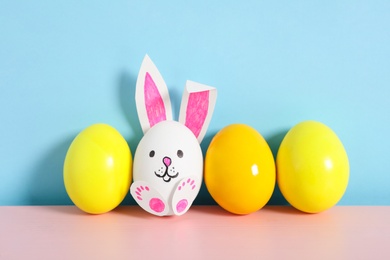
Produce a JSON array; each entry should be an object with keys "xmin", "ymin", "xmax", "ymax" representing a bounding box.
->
[{"xmin": 1, "ymin": 206, "xmax": 389, "ymax": 259}]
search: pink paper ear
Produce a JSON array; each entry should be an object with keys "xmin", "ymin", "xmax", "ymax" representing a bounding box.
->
[
  {"xmin": 179, "ymin": 81, "xmax": 217, "ymax": 143},
  {"xmin": 144, "ymin": 72, "xmax": 167, "ymax": 128},
  {"xmin": 184, "ymin": 90, "xmax": 209, "ymax": 138},
  {"xmin": 136, "ymin": 55, "xmax": 172, "ymax": 134}
]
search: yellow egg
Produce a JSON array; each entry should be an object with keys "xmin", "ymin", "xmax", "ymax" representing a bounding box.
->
[
  {"xmin": 64, "ymin": 124, "xmax": 132, "ymax": 214},
  {"xmin": 205, "ymin": 124, "xmax": 275, "ymax": 215},
  {"xmin": 276, "ymin": 121, "xmax": 349, "ymax": 213}
]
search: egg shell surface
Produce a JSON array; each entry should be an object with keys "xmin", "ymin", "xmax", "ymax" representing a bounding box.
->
[
  {"xmin": 133, "ymin": 120, "xmax": 203, "ymax": 204},
  {"xmin": 64, "ymin": 124, "xmax": 132, "ymax": 214},
  {"xmin": 205, "ymin": 124, "xmax": 275, "ymax": 215},
  {"xmin": 276, "ymin": 121, "xmax": 349, "ymax": 213}
]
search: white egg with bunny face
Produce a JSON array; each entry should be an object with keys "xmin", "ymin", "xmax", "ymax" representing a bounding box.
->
[
  {"xmin": 133, "ymin": 121, "xmax": 203, "ymax": 215},
  {"xmin": 130, "ymin": 55, "xmax": 217, "ymax": 216}
]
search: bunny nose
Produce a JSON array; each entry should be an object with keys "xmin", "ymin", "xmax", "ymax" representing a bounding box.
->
[{"xmin": 163, "ymin": 156, "xmax": 172, "ymax": 167}]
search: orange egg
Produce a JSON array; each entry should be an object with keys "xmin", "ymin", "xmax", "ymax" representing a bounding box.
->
[{"xmin": 205, "ymin": 124, "xmax": 275, "ymax": 214}]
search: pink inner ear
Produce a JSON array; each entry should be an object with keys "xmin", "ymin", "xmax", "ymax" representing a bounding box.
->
[
  {"xmin": 185, "ymin": 91, "xmax": 209, "ymax": 138},
  {"xmin": 145, "ymin": 72, "xmax": 166, "ymax": 128}
]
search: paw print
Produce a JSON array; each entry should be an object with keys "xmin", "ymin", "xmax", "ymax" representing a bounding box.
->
[
  {"xmin": 172, "ymin": 177, "xmax": 199, "ymax": 216},
  {"xmin": 134, "ymin": 185, "xmax": 150, "ymax": 200},
  {"xmin": 177, "ymin": 178, "xmax": 196, "ymax": 191},
  {"xmin": 130, "ymin": 181, "xmax": 168, "ymax": 216}
]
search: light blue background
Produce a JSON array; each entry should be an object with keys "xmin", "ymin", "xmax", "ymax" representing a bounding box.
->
[{"xmin": 1, "ymin": 1, "xmax": 389, "ymax": 206}]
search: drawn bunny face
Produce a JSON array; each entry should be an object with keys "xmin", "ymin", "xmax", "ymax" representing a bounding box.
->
[
  {"xmin": 133, "ymin": 120, "xmax": 203, "ymax": 198},
  {"xmin": 130, "ymin": 55, "xmax": 217, "ymax": 216}
]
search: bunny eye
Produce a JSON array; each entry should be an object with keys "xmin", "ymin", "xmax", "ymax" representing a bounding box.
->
[
  {"xmin": 149, "ymin": 150, "xmax": 155, "ymax": 158},
  {"xmin": 177, "ymin": 150, "xmax": 183, "ymax": 158}
]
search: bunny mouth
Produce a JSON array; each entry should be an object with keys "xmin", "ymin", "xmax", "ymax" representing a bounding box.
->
[{"xmin": 155, "ymin": 170, "xmax": 179, "ymax": 183}]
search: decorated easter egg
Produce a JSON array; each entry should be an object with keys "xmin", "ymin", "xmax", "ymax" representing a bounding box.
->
[
  {"xmin": 276, "ymin": 121, "xmax": 349, "ymax": 213},
  {"xmin": 205, "ymin": 124, "xmax": 275, "ymax": 215},
  {"xmin": 132, "ymin": 120, "xmax": 203, "ymax": 202},
  {"xmin": 64, "ymin": 124, "xmax": 132, "ymax": 214}
]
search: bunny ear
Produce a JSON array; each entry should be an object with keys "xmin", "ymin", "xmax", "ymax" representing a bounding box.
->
[
  {"xmin": 136, "ymin": 55, "xmax": 172, "ymax": 133},
  {"xmin": 179, "ymin": 80, "xmax": 217, "ymax": 143}
]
